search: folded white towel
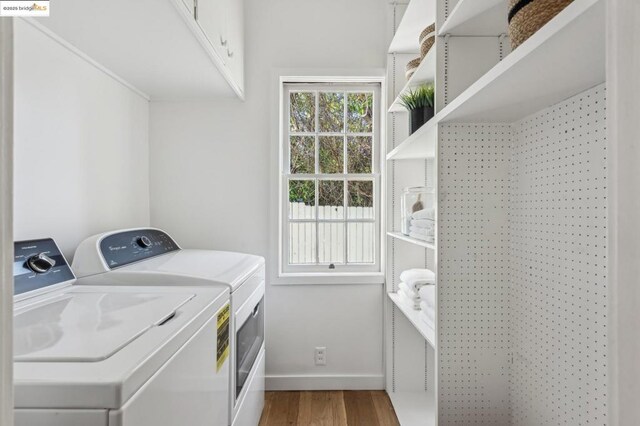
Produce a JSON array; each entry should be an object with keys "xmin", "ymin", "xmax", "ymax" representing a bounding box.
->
[
  {"xmin": 398, "ymin": 290, "xmax": 421, "ymax": 310},
  {"xmin": 409, "ymin": 232, "xmax": 434, "ymax": 242},
  {"xmin": 409, "ymin": 226, "xmax": 434, "ymax": 236},
  {"xmin": 399, "ymin": 282, "xmax": 419, "ymax": 299},
  {"xmin": 420, "ymin": 299, "xmax": 436, "ymax": 315},
  {"xmin": 400, "ymin": 269, "xmax": 435, "ymax": 288},
  {"xmin": 412, "ymin": 208, "xmax": 435, "ymax": 220},
  {"xmin": 419, "ymin": 286, "xmax": 436, "ymax": 308},
  {"xmin": 404, "ymin": 277, "xmax": 433, "ymax": 292},
  {"xmin": 420, "ymin": 303, "xmax": 435, "ymax": 321},
  {"xmin": 419, "ymin": 310, "xmax": 435, "ymax": 329},
  {"xmin": 410, "ymin": 219, "xmax": 435, "ymax": 229}
]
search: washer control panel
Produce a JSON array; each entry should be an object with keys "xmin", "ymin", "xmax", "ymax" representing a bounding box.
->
[
  {"xmin": 14, "ymin": 239, "xmax": 75, "ymax": 295},
  {"xmin": 99, "ymin": 229, "xmax": 180, "ymax": 269}
]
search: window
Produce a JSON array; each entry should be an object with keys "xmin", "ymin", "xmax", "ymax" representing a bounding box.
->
[{"xmin": 280, "ymin": 81, "xmax": 381, "ymax": 274}]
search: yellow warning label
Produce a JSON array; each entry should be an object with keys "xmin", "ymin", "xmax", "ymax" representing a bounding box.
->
[{"xmin": 217, "ymin": 303, "xmax": 230, "ymax": 372}]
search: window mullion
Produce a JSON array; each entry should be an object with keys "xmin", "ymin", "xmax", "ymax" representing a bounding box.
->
[
  {"xmin": 285, "ymin": 173, "xmax": 379, "ymax": 180},
  {"xmin": 343, "ymin": 91, "xmax": 349, "ymax": 264},
  {"xmin": 314, "ymin": 90, "xmax": 320, "ymax": 265},
  {"xmin": 284, "ymin": 91, "xmax": 290, "ymax": 266}
]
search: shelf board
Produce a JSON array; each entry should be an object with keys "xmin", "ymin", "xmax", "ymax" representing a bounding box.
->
[
  {"xmin": 389, "ymin": 48, "xmax": 436, "ymax": 113},
  {"xmin": 388, "ymin": 0, "xmax": 436, "ymax": 54},
  {"xmin": 388, "ymin": 292, "xmax": 436, "ymax": 349},
  {"xmin": 438, "ymin": 0, "xmax": 507, "ymax": 36},
  {"xmin": 387, "ymin": 232, "xmax": 435, "ymax": 250},
  {"xmin": 438, "ymin": 0, "xmax": 604, "ymax": 123},
  {"xmin": 386, "ymin": 1, "xmax": 603, "ymax": 159},
  {"xmin": 388, "ymin": 391, "xmax": 436, "ymax": 426},
  {"xmin": 386, "ymin": 116, "xmax": 437, "ymax": 160}
]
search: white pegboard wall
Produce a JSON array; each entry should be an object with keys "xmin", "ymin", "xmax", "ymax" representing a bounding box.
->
[
  {"xmin": 437, "ymin": 123, "xmax": 512, "ymax": 425},
  {"xmin": 508, "ymin": 83, "xmax": 608, "ymax": 425}
]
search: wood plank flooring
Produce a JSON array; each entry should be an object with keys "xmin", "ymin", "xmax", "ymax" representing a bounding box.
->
[{"xmin": 259, "ymin": 391, "xmax": 400, "ymax": 426}]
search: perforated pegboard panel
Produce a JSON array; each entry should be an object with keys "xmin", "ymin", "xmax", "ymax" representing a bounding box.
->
[
  {"xmin": 437, "ymin": 123, "xmax": 512, "ymax": 425},
  {"xmin": 509, "ymin": 84, "xmax": 608, "ymax": 425}
]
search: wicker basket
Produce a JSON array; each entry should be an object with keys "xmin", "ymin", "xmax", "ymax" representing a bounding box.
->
[
  {"xmin": 508, "ymin": 0, "xmax": 573, "ymax": 49},
  {"xmin": 419, "ymin": 23, "xmax": 436, "ymax": 59},
  {"xmin": 405, "ymin": 57, "xmax": 421, "ymax": 80}
]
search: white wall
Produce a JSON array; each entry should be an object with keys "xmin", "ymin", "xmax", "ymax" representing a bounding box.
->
[
  {"xmin": 13, "ymin": 20, "xmax": 150, "ymax": 259},
  {"xmin": 150, "ymin": 0, "xmax": 388, "ymax": 388},
  {"xmin": 0, "ymin": 18, "xmax": 14, "ymax": 426}
]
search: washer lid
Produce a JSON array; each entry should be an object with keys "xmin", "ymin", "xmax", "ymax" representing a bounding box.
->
[
  {"xmin": 14, "ymin": 292, "xmax": 192, "ymax": 362},
  {"xmin": 117, "ymin": 249, "xmax": 264, "ymax": 290}
]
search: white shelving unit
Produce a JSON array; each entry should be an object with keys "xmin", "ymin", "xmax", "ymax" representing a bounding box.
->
[
  {"xmin": 438, "ymin": 0, "xmax": 603, "ymax": 123},
  {"xmin": 386, "ymin": 0, "xmax": 603, "ymax": 160},
  {"xmin": 387, "ymin": 232, "xmax": 435, "ymax": 250},
  {"xmin": 386, "ymin": 3, "xmax": 438, "ymax": 424},
  {"xmin": 388, "ymin": 48, "xmax": 436, "ymax": 113},
  {"xmin": 386, "ymin": 116, "xmax": 436, "ymax": 160},
  {"xmin": 388, "ymin": 293, "xmax": 436, "ymax": 349},
  {"xmin": 388, "ymin": 0, "xmax": 436, "ymax": 53},
  {"xmin": 386, "ymin": 0, "xmax": 607, "ymax": 422},
  {"xmin": 387, "ymin": 392, "xmax": 436, "ymax": 426}
]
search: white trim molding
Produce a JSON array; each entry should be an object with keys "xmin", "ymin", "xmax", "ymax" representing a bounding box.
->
[
  {"xmin": 607, "ymin": 0, "xmax": 640, "ymax": 424},
  {"xmin": 266, "ymin": 374, "xmax": 384, "ymax": 391},
  {"xmin": 268, "ymin": 69, "xmax": 387, "ymax": 285},
  {"xmin": 273, "ymin": 73, "xmax": 387, "ymax": 283},
  {"xmin": 0, "ymin": 17, "xmax": 14, "ymax": 426}
]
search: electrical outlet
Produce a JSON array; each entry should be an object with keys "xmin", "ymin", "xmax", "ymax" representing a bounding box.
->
[{"xmin": 314, "ymin": 347, "xmax": 326, "ymax": 366}]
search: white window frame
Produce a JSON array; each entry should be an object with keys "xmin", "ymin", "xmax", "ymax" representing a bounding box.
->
[{"xmin": 279, "ymin": 80, "xmax": 382, "ymax": 276}]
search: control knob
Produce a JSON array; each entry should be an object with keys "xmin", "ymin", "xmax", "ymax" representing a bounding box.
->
[
  {"xmin": 27, "ymin": 253, "xmax": 56, "ymax": 274},
  {"xmin": 136, "ymin": 236, "xmax": 152, "ymax": 248}
]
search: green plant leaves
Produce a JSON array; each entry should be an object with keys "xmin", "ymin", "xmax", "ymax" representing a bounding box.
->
[{"xmin": 399, "ymin": 83, "xmax": 435, "ymax": 111}]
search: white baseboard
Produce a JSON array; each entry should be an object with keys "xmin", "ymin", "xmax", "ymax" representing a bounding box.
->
[{"xmin": 266, "ymin": 374, "xmax": 384, "ymax": 391}]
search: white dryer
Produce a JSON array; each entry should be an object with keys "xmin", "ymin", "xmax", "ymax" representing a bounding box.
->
[
  {"xmin": 13, "ymin": 238, "xmax": 231, "ymax": 426},
  {"xmin": 72, "ymin": 228, "xmax": 265, "ymax": 426}
]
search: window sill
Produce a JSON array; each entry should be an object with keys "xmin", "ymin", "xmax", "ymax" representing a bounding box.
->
[{"xmin": 272, "ymin": 272, "xmax": 385, "ymax": 286}]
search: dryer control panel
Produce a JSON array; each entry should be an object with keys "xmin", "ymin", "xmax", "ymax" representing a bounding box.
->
[
  {"xmin": 100, "ymin": 229, "xmax": 180, "ymax": 269},
  {"xmin": 14, "ymin": 239, "xmax": 75, "ymax": 295}
]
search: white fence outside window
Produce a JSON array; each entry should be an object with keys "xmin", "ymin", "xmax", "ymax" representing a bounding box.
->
[{"xmin": 289, "ymin": 202, "xmax": 374, "ymax": 265}]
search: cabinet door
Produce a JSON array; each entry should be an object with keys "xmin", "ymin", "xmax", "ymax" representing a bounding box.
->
[
  {"xmin": 224, "ymin": 0, "xmax": 244, "ymax": 90},
  {"xmin": 196, "ymin": 0, "xmax": 228, "ymax": 61}
]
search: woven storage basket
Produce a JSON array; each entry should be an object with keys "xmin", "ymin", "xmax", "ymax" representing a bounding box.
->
[
  {"xmin": 405, "ymin": 57, "xmax": 421, "ymax": 80},
  {"xmin": 508, "ymin": 0, "xmax": 573, "ymax": 49},
  {"xmin": 419, "ymin": 23, "xmax": 436, "ymax": 59}
]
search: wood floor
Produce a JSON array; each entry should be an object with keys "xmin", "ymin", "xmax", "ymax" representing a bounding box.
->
[{"xmin": 258, "ymin": 391, "xmax": 400, "ymax": 426}]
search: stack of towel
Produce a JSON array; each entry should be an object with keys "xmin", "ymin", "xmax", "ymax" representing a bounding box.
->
[
  {"xmin": 397, "ymin": 268, "xmax": 435, "ymax": 310},
  {"xmin": 419, "ymin": 285, "xmax": 436, "ymax": 330},
  {"xmin": 409, "ymin": 208, "xmax": 435, "ymax": 243}
]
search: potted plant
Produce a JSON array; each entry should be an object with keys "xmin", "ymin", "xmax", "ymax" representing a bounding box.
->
[{"xmin": 399, "ymin": 84, "xmax": 435, "ymax": 134}]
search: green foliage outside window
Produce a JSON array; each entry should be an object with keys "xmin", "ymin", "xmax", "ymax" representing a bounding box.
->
[{"xmin": 289, "ymin": 91, "xmax": 374, "ymax": 208}]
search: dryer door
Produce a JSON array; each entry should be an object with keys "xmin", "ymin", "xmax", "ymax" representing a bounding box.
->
[{"xmin": 235, "ymin": 295, "xmax": 264, "ymax": 398}]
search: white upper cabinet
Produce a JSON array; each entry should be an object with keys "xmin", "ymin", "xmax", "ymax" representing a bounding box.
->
[
  {"xmin": 33, "ymin": 0, "xmax": 245, "ymax": 100},
  {"xmin": 196, "ymin": 0, "xmax": 244, "ymax": 91},
  {"xmin": 197, "ymin": 0, "xmax": 229, "ymax": 65},
  {"xmin": 224, "ymin": 0, "xmax": 244, "ymax": 89}
]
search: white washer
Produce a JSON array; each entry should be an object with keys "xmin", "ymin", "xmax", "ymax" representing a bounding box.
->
[
  {"xmin": 13, "ymin": 238, "xmax": 231, "ymax": 426},
  {"xmin": 72, "ymin": 228, "xmax": 265, "ymax": 426}
]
